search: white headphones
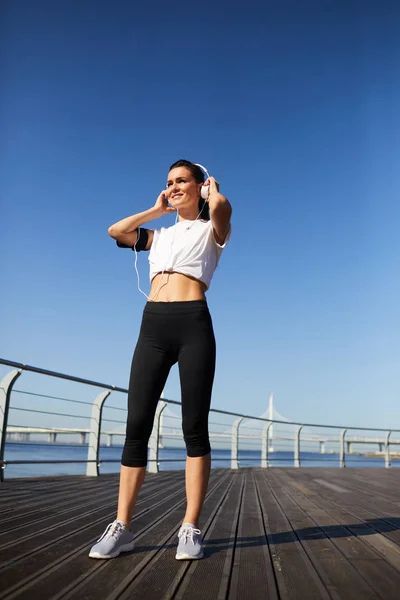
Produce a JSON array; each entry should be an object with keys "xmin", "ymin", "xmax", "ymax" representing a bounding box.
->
[{"xmin": 194, "ymin": 163, "xmax": 211, "ymax": 200}]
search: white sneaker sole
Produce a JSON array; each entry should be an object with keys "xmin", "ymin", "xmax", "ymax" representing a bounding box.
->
[
  {"xmin": 175, "ymin": 550, "xmax": 204, "ymax": 560},
  {"xmin": 89, "ymin": 541, "xmax": 135, "ymax": 559}
]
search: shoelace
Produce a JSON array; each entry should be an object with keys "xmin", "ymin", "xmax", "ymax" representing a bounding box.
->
[
  {"xmin": 179, "ymin": 526, "xmax": 201, "ymax": 544},
  {"xmin": 97, "ymin": 521, "xmax": 124, "ymax": 542}
]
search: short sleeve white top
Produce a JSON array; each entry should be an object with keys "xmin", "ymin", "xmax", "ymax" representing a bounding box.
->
[{"xmin": 149, "ymin": 219, "xmax": 230, "ymax": 290}]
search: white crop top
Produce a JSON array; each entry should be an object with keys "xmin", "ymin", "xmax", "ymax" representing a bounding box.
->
[{"xmin": 149, "ymin": 219, "xmax": 230, "ymax": 290}]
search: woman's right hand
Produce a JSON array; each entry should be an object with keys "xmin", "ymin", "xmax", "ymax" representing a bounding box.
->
[
  {"xmin": 154, "ymin": 190, "xmax": 177, "ymax": 215},
  {"xmin": 108, "ymin": 191, "xmax": 176, "ymax": 243}
]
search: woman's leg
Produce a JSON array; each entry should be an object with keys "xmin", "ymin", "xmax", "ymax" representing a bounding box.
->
[
  {"xmin": 183, "ymin": 454, "xmax": 211, "ymax": 527},
  {"xmin": 90, "ymin": 308, "xmax": 174, "ymax": 559},
  {"xmin": 116, "ymin": 465, "xmax": 146, "ymax": 526},
  {"xmin": 178, "ymin": 309, "xmax": 216, "ymax": 528},
  {"xmin": 118, "ymin": 314, "xmax": 174, "ymax": 527}
]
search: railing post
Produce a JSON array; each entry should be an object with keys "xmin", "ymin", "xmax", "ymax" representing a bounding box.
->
[
  {"xmin": 231, "ymin": 417, "xmax": 243, "ymax": 469},
  {"xmin": 86, "ymin": 390, "xmax": 111, "ymax": 477},
  {"xmin": 0, "ymin": 369, "xmax": 22, "ymax": 482},
  {"xmin": 294, "ymin": 425, "xmax": 303, "ymax": 467},
  {"xmin": 385, "ymin": 431, "xmax": 392, "ymax": 468},
  {"xmin": 340, "ymin": 429, "xmax": 347, "ymax": 468},
  {"xmin": 148, "ymin": 401, "xmax": 167, "ymax": 473},
  {"xmin": 261, "ymin": 422, "xmax": 273, "ymax": 468}
]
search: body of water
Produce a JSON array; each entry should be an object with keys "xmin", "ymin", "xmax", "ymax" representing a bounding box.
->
[{"xmin": 3, "ymin": 442, "xmax": 399, "ymax": 478}]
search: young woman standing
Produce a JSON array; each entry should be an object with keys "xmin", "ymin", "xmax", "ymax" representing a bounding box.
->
[{"xmin": 89, "ymin": 160, "xmax": 232, "ymax": 560}]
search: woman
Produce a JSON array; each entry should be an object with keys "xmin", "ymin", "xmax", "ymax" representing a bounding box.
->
[{"xmin": 89, "ymin": 160, "xmax": 232, "ymax": 561}]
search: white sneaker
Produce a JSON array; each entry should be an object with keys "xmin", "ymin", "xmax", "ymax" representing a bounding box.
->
[
  {"xmin": 175, "ymin": 523, "xmax": 204, "ymax": 560},
  {"xmin": 89, "ymin": 520, "xmax": 135, "ymax": 559}
]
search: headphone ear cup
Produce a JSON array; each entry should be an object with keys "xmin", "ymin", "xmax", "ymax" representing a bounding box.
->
[{"xmin": 201, "ymin": 185, "xmax": 209, "ymax": 200}]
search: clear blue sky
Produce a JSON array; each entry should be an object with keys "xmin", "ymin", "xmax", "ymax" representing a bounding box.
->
[{"xmin": 1, "ymin": 0, "xmax": 400, "ymax": 430}]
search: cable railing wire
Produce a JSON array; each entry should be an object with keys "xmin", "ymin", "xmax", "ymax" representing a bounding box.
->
[
  {"xmin": 14, "ymin": 388, "xmax": 128, "ymax": 412},
  {"xmin": 13, "ymin": 389, "xmax": 95, "ymax": 406},
  {"xmin": 9, "ymin": 407, "xmax": 91, "ymax": 419}
]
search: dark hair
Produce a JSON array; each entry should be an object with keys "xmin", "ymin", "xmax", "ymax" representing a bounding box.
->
[{"xmin": 169, "ymin": 159, "xmax": 210, "ymax": 221}]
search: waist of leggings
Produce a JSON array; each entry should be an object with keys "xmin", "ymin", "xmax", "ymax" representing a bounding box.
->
[{"xmin": 144, "ymin": 300, "xmax": 209, "ymax": 316}]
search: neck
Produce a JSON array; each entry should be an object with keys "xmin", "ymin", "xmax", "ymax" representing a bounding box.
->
[{"xmin": 178, "ymin": 204, "xmax": 202, "ymax": 222}]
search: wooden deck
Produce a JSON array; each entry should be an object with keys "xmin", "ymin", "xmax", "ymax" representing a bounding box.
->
[{"xmin": 1, "ymin": 468, "xmax": 400, "ymax": 599}]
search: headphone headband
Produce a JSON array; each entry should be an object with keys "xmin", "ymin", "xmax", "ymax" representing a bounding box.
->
[{"xmin": 194, "ymin": 163, "xmax": 210, "ymax": 179}]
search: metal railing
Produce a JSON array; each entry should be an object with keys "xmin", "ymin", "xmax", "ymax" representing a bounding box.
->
[{"xmin": 1, "ymin": 358, "xmax": 399, "ymax": 481}]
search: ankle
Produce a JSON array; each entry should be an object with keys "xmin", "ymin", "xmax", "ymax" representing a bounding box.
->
[
  {"xmin": 182, "ymin": 520, "xmax": 198, "ymax": 528},
  {"xmin": 116, "ymin": 517, "xmax": 130, "ymax": 528}
]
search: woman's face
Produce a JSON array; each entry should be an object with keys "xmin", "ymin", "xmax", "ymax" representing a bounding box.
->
[{"xmin": 166, "ymin": 167, "xmax": 201, "ymax": 210}]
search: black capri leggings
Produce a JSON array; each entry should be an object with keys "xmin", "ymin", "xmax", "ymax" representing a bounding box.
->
[{"xmin": 121, "ymin": 300, "xmax": 216, "ymax": 467}]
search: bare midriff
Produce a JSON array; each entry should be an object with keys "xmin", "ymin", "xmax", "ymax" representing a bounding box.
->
[{"xmin": 148, "ymin": 272, "xmax": 206, "ymax": 302}]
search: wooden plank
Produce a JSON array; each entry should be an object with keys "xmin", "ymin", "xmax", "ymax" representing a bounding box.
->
[
  {"xmin": 1, "ymin": 486, "xmax": 119, "ymax": 531},
  {"xmin": 312, "ymin": 469, "xmax": 400, "ymax": 508},
  {"xmin": 1, "ymin": 488, "xmax": 122, "ymax": 546},
  {"xmin": 0, "ymin": 475, "xmax": 118, "ymax": 515},
  {"xmin": 163, "ymin": 470, "xmax": 247, "ymax": 600},
  {"xmin": 271, "ymin": 470, "xmax": 400, "ymax": 599},
  {"xmin": 0, "ymin": 473, "xmax": 185, "ymax": 558},
  {"xmin": 312, "ymin": 479, "xmax": 349, "ymax": 494},
  {"xmin": 0, "ymin": 473, "xmax": 166, "ymax": 509},
  {"xmin": 265, "ymin": 470, "xmax": 381, "ymax": 599},
  {"xmin": 227, "ymin": 469, "xmax": 277, "ymax": 600},
  {"xmin": 0, "ymin": 473, "xmax": 178, "ymax": 535},
  {"xmin": 0, "ymin": 474, "xmax": 108, "ymax": 503},
  {"xmin": 288, "ymin": 473, "xmax": 400, "ymax": 572},
  {"xmin": 254, "ymin": 469, "xmax": 331, "ymax": 599},
  {"xmin": 293, "ymin": 471, "xmax": 400, "ymax": 546},
  {"xmin": 0, "ymin": 471, "xmax": 187, "ymax": 597}
]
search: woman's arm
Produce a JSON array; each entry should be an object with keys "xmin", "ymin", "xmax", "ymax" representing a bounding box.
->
[
  {"xmin": 108, "ymin": 191, "xmax": 175, "ymax": 249},
  {"xmin": 205, "ymin": 177, "xmax": 232, "ymax": 245}
]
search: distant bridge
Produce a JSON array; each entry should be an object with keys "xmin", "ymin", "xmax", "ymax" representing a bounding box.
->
[
  {"xmin": 6, "ymin": 426, "xmax": 122, "ymax": 446},
  {"xmin": 7, "ymin": 426, "xmax": 400, "ymax": 455}
]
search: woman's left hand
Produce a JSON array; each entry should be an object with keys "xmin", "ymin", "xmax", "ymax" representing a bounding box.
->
[{"xmin": 203, "ymin": 176, "xmax": 220, "ymax": 199}]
